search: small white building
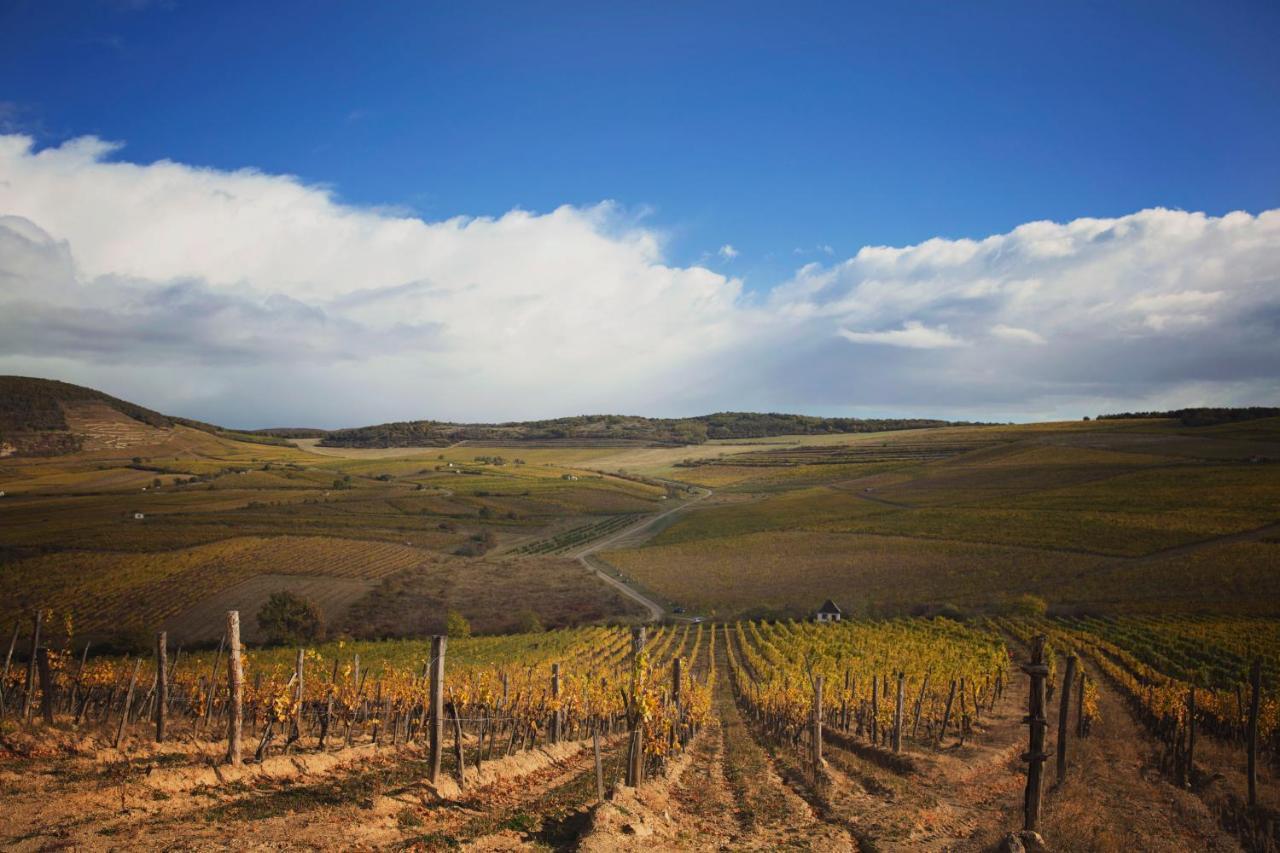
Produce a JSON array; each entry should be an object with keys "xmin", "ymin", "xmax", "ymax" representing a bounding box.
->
[
  {"xmin": 815, "ymin": 599, "xmax": 843, "ymax": 623},
  {"xmin": 133, "ymin": 512, "xmax": 146, "ymax": 520}
]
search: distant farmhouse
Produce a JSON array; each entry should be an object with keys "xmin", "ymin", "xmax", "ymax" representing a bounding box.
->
[{"xmin": 815, "ymin": 599, "xmax": 843, "ymax": 623}]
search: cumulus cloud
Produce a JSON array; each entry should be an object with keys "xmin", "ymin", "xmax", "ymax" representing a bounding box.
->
[
  {"xmin": 1, "ymin": 133, "xmax": 1278, "ymax": 425},
  {"xmin": 991, "ymin": 324, "xmax": 1047, "ymax": 345},
  {"xmin": 838, "ymin": 321, "xmax": 965, "ymax": 349}
]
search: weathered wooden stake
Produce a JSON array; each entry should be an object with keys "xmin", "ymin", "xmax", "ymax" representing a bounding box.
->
[
  {"xmin": 22, "ymin": 611, "xmax": 42, "ymax": 722},
  {"xmin": 871, "ymin": 674, "xmax": 880, "ymax": 745},
  {"xmin": 226, "ymin": 611, "xmax": 243, "ymax": 766},
  {"xmin": 1022, "ymin": 635, "xmax": 1050, "ymax": 833},
  {"xmin": 1076, "ymin": 671, "xmax": 1087, "ymax": 737},
  {"xmin": 812, "ymin": 675, "xmax": 824, "ymax": 771},
  {"xmin": 625, "ymin": 626, "xmax": 646, "ymax": 786},
  {"xmin": 114, "ymin": 658, "xmax": 141, "ymax": 748},
  {"xmin": 0, "ymin": 621, "xmax": 18, "ymax": 717},
  {"xmin": 199, "ymin": 632, "xmax": 225, "ymax": 736},
  {"xmin": 551, "ymin": 662, "xmax": 562, "ymax": 743},
  {"xmin": 939, "ymin": 679, "xmax": 957, "ymax": 746},
  {"xmin": 293, "ymin": 648, "xmax": 305, "ymax": 744},
  {"xmin": 1246, "ymin": 657, "xmax": 1261, "ymax": 808},
  {"xmin": 893, "ymin": 671, "xmax": 904, "ymax": 753},
  {"xmin": 155, "ymin": 631, "xmax": 168, "ymax": 742},
  {"xmin": 449, "ymin": 698, "xmax": 465, "ymax": 787},
  {"xmin": 1186, "ymin": 684, "xmax": 1196, "ymax": 787},
  {"xmin": 429, "ymin": 635, "xmax": 446, "ymax": 784},
  {"xmin": 593, "ymin": 722, "xmax": 605, "ymax": 802},
  {"xmin": 36, "ymin": 648, "xmax": 55, "ymax": 725},
  {"xmin": 1056, "ymin": 654, "xmax": 1076, "ymax": 784}
]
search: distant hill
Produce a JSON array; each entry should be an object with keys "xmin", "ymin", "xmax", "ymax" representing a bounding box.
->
[
  {"xmin": 316, "ymin": 412, "xmax": 965, "ymax": 448},
  {"xmin": 0, "ymin": 376, "xmax": 290, "ymax": 456},
  {"xmin": 1096, "ymin": 407, "xmax": 1280, "ymax": 427}
]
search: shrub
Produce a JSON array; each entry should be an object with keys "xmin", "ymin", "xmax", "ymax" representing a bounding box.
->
[
  {"xmin": 257, "ymin": 590, "xmax": 325, "ymax": 645},
  {"xmin": 513, "ymin": 609, "xmax": 544, "ymax": 634},
  {"xmin": 446, "ymin": 610, "xmax": 472, "ymax": 638},
  {"xmin": 1005, "ymin": 593, "xmax": 1049, "ymax": 618}
]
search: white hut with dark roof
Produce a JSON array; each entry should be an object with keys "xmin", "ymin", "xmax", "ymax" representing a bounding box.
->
[{"xmin": 815, "ymin": 599, "xmax": 843, "ymax": 623}]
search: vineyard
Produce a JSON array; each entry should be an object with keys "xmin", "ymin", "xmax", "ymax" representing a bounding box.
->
[
  {"xmin": 510, "ymin": 514, "xmax": 644, "ymax": 556},
  {"xmin": 0, "ymin": 610, "xmax": 1275, "ymax": 849}
]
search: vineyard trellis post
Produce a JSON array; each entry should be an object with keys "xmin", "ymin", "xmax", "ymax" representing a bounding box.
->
[
  {"xmin": 1247, "ymin": 657, "xmax": 1260, "ymax": 808},
  {"xmin": 114, "ymin": 658, "xmax": 141, "ymax": 748},
  {"xmin": 1056, "ymin": 653, "xmax": 1076, "ymax": 784},
  {"xmin": 551, "ymin": 662, "xmax": 562, "ymax": 743},
  {"xmin": 893, "ymin": 671, "xmax": 904, "ymax": 753},
  {"xmin": 226, "ymin": 610, "xmax": 243, "ymax": 766},
  {"xmin": 672, "ymin": 656, "xmax": 683, "ymax": 749},
  {"xmin": 1021, "ymin": 634, "xmax": 1050, "ymax": 834},
  {"xmin": 22, "ymin": 610, "xmax": 41, "ymax": 722},
  {"xmin": 938, "ymin": 679, "xmax": 956, "ymax": 746},
  {"xmin": 0, "ymin": 620, "xmax": 18, "ymax": 718},
  {"xmin": 625, "ymin": 625, "xmax": 646, "ymax": 786},
  {"xmin": 871, "ymin": 673, "xmax": 880, "ymax": 745},
  {"xmin": 1076, "ymin": 671, "xmax": 1086, "ymax": 738},
  {"xmin": 1186, "ymin": 684, "xmax": 1196, "ymax": 788},
  {"xmin": 429, "ymin": 634, "xmax": 446, "ymax": 784},
  {"xmin": 812, "ymin": 675, "xmax": 824, "ymax": 772},
  {"xmin": 292, "ymin": 648, "xmax": 304, "ymax": 745},
  {"xmin": 155, "ymin": 631, "xmax": 167, "ymax": 742},
  {"xmin": 36, "ymin": 647, "xmax": 54, "ymax": 725},
  {"xmin": 72, "ymin": 641, "xmax": 90, "ymax": 720}
]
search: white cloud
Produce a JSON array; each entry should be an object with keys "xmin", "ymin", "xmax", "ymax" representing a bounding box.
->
[
  {"xmin": 1, "ymin": 133, "xmax": 1279, "ymax": 425},
  {"xmin": 838, "ymin": 321, "xmax": 966, "ymax": 349},
  {"xmin": 991, "ymin": 324, "xmax": 1047, "ymax": 345}
]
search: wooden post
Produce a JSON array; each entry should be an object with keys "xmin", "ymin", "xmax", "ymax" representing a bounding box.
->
[
  {"xmin": 35, "ymin": 648, "xmax": 55, "ymax": 725},
  {"xmin": 626, "ymin": 626, "xmax": 646, "ymax": 786},
  {"xmin": 22, "ymin": 611, "xmax": 42, "ymax": 722},
  {"xmin": 672, "ymin": 656, "xmax": 684, "ymax": 746},
  {"xmin": 912, "ymin": 671, "xmax": 930, "ymax": 738},
  {"xmin": 812, "ymin": 675, "xmax": 824, "ymax": 771},
  {"xmin": 893, "ymin": 672, "xmax": 904, "ymax": 753},
  {"xmin": 1247, "ymin": 657, "xmax": 1261, "ymax": 808},
  {"xmin": 429, "ymin": 635, "xmax": 446, "ymax": 784},
  {"xmin": 199, "ymin": 632, "xmax": 225, "ymax": 736},
  {"xmin": 1076, "ymin": 671, "xmax": 1087, "ymax": 737},
  {"xmin": 593, "ymin": 723, "xmax": 605, "ymax": 802},
  {"xmin": 71, "ymin": 641, "xmax": 90, "ymax": 719},
  {"xmin": 1021, "ymin": 635, "xmax": 1050, "ymax": 833},
  {"xmin": 551, "ymin": 662, "xmax": 562, "ymax": 743},
  {"xmin": 293, "ymin": 648, "xmax": 305, "ymax": 743},
  {"xmin": 0, "ymin": 621, "xmax": 19, "ymax": 717},
  {"xmin": 871, "ymin": 674, "xmax": 880, "ymax": 745},
  {"xmin": 938, "ymin": 679, "xmax": 957, "ymax": 746},
  {"xmin": 226, "ymin": 611, "xmax": 243, "ymax": 766},
  {"xmin": 1186, "ymin": 685, "xmax": 1196, "ymax": 787},
  {"xmin": 114, "ymin": 658, "xmax": 142, "ymax": 748},
  {"xmin": 155, "ymin": 632, "xmax": 168, "ymax": 742},
  {"xmin": 448, "ymin": 697, "xmax": 465, "ymax": 787},
  {"xmin": 1056, "ymin": 654, "xmax": 1076, "ymax": 784}
]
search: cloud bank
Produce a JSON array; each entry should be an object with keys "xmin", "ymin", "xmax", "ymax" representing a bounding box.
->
[{"xmin": 1, "ymin": 134, "xmax": 1277, "ymax": 426}]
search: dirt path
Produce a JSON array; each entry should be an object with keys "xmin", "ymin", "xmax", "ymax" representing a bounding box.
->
[{"xmin": 570, "ymin": 486, "xmax": 714, "ymax": 622}]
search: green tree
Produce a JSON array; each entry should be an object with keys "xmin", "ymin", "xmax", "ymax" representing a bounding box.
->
[
  {"xmin": 513, "ymin": 609, "xmax": 544, "ymax": 634},
  {"xmin": 446, "ymin": 610, "xmax": 472, "ymax": 638},
  {"xmin": 257, "ymin": 590, "xmax": 325, "ymax": 645}
]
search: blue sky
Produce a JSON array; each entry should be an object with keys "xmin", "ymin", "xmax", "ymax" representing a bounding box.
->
[
  {"xmin": 6, "ymin": 1, "xmax": 1278, "ymax": 290},
  {"xmin": 1, "ymin": 2, "xmax": 1278, "ymax": 426}
]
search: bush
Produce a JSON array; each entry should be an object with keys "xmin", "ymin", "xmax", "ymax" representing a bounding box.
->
[
  {"xmin": 513, "ymin": 609, "xmax": 544, "ymax": 634},
  {"xmin": 446, "ymin": 610, "xmax": 471, "ymax": 638},
  {"xmin": 257, "ymin": 590, "xmax": 325, "ymax": 645},
  {"xmin": 1005, "ymin": 593, "xmax": 1049, "ymax": 618}
]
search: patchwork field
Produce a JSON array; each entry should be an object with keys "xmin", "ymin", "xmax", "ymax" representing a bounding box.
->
[{"xmin": 601, "ymin": 417, "xmax": 1280, "ymax": 618}]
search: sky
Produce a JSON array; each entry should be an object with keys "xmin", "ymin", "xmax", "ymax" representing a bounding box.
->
[{"xmin": 1, "ymin": 1, "xmax": 1278, "ymax": 428}]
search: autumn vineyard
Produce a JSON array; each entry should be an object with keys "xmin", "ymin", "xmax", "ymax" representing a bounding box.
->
[{"xmin": 1, "ymin": 607, "xmax": 1275, "ymax": 850}]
